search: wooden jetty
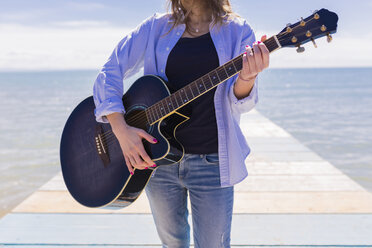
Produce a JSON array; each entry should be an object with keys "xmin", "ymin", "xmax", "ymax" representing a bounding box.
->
[{"xmin": 1, "ymin": 109, "xmax": 372, "ymax": 247}]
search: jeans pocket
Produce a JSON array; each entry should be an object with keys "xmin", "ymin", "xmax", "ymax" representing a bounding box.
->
[{"xmin": 203, "ymin": 153, "xmax": 219, "ymax": 165}]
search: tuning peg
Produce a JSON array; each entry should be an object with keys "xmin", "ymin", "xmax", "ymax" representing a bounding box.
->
[
  {"xmin": 327, "ymin": 33, "xmax": 333, "ymax": 43},
  {"xmin": 311, "ymin": 38, "xmax": 318, "ymax": 48},
  {"xmin": 321, "ymin": 25, "xmax": 327, "ymax": 32},
  {"xmin": 314, "ymin": 13, "xmax": 320, "ymax": 20},
  {"xmin": 306, "ymin": 31, "xmax": 312, "ymax": 38},
  {"xmin": 300, "ymin": 17, "xmax": 306, "ymax": 26},
  {"xmin": 296, "ymin": 45, "xmax": 305, "ymax": 53},
  {"xmin": 286, "ymin": 23, "xmax": 293, "ymax": 33}
]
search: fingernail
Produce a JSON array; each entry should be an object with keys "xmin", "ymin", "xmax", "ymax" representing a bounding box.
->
[
  {"xmin": 153, "ymin": 138, "xmax": 158, "ymax": 143},
  {"xmin": 145, "ymin": 167, "xmax": 148, "ymax": 169},
  {"xmin": 130, "ymin": 171, "xmax": 134, "ymax": 175},
  {"xmin": 151, "ymin": 164, "xmax": 156, "ymax": 167},
  {"xmin": 258, "ymin": 41, "xmax": 262, "ymax": 44}
]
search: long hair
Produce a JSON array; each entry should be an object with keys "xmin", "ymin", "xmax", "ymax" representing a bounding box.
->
[{"xmin": 166, "ymin": 0, "xmax": 239, "ymax": 36}]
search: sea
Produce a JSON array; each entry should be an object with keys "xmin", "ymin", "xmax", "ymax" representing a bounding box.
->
[{"xmin": 0, "ymin": 68, "xmax": 371, "ymax": 218}]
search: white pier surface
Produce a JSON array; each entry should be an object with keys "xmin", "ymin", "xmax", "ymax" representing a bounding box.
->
[{"xmin": 1, "ymin": 109, "xmax": 372, "ymax": 247}]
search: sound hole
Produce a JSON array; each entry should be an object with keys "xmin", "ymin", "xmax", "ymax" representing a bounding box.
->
[{"xmin": 125, "ymin": 107, "xmax": 152, "ymax": 133}]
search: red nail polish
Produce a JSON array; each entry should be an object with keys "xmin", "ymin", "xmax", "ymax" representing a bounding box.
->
[
  {"xmin": 153, "ymin": 138, "xmax": 158, "ymax": 143},
  {"xmin": 258, "ymin": 41, "xmax": 262, "ymax": 44},
  {"xmin": 145, "ymin": 167, "xmax": 148, "ymax": 169},
  {"xmin": 151, "ymin": 164, "xmax": 156, "ymax": 167},
  {"xmin": 130, "ymin": 171, "xmax": 134, "ymax": 175}
]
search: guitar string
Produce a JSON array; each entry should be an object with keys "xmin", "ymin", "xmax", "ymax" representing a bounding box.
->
[
  {"xmin": 103, "ymin": 15, "xmax": 319, "ymax": 133},
  {"xmin": 99, "ymin": 34, "xmax": 286, "ymax": 136},
  {"xmin": 99, "ymin": 33, "xmax": 305, "ymax": 141},
  {"xmin": 101, "ymin": 28, "xmax": 306, "ymax": 130},
  {"xmin": 99, "ymin": 39, "xmax": 281, "ymax": 137},
  {"xmin": 100, "ymin": 22, "xmax": 322, "ymax": 139}
]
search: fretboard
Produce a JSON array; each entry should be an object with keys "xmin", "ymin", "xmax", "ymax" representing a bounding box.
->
[{"xmin": 146, "ymin": 35, "xmax": 280, "ymax": 124}]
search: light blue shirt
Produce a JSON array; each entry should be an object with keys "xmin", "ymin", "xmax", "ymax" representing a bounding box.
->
[{"xmin": 93, "ymin": 12, "xmax": 258, "ymax": 187}]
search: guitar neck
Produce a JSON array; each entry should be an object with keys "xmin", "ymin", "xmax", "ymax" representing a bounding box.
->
[{"xmin": 146, "ymin": 36, "xmax": 280, "ymax": 124}]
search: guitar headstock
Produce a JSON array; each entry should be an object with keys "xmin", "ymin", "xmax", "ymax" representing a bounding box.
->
[{"xmin": 276, "ymin": 8, "xmax": 339, "ymax": 53}]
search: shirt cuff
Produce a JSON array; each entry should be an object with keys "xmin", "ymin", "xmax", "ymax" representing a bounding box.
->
[
  {"xmin": 228, "ymin": 76, "xmax": 259, "ymax": 114},
  {"xmin": 94, "ymin": 95, "xmax": 125, "ymax": 123}
]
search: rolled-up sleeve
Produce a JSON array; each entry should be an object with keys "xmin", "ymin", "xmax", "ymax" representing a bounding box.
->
[
  {"xmin": 228, "ymin": 19, "xmax": 258, "ymax": 115},
  {"xmin": 93, "ymin": 14, "xmax": 156, "ymax": 123}
]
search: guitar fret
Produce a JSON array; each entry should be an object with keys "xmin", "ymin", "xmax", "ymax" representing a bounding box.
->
[
  {"xmin": 188, "ymin": 84, "xmax": 195, "ymax": 99},
  {"xmin": 160, "ymin": 101, "xmax": 166, "ymax": 117},
  {"xmin": 186, "ymin": 85, "xmax": 194, "ymax": 100},
  {"xmin": 171, "ymin": 95, "xmax": 178, "ymax": 110},
  {"xmin": 163, "ymin": 98, "xmax": 170, "ymax": 113},
  {"xmin": 149, "ymin": 108, "xmax": 156, "ymax": 123},
  {"xmin": 231, "ymin": 59, "xmax": 238, "ymax": 73},
  {"xmin": 180, "ymin": 88, "xmax": 188, "ymax": 104},
  {"xmin": 175, "ymin": 91, "xmax": 183, "ymax": 106},
  {"xmin": 233, "ymin": 57, "xmax": 243, "ymax": 71},
  {"xmin": 152, "ymin": 105, "xmax": 160, "ymax": 121},
  {"xmin": 207, "ymin": 73, "xmax": 213, "ymax": 88},
  {"xmin": 198, "ymin": 75, "xmax": 207, "ymax": 89},
  {"xmin": 214, "ymin": 70, "xmax": 221, "ymax": 83},
  {"xmin": 166, "ymin": 97, "xmax": 174, "ymax": 112},
  {"xmin": 198, "ymin": 78, "xmax": 206, "ymax": 93},
  {"xmin": 194, "ymin": 80, "xmax": 200, "ymax": 94},
  {"xmin": 209, "ymin": 71, "xmax": 219, "ymax": 87},
  {"xmin": 218, "ymin": 67, "xmax": 228, "ymax": 80},
  {"xmin": 222, "ymin": 65, "xmax": 228, "ymax": 77},
  {"xmin": 224, "ymin": 63, "xmax": 235, "ymax": 77}
]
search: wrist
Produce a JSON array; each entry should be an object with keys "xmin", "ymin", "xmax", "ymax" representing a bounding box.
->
[
  {"xmin": 112, "ymin": 123, "xmax": 131, "ymax": 137},
  {"xmin": 238, "ymin": 73, "xmax": 256, "ymax": 82}
]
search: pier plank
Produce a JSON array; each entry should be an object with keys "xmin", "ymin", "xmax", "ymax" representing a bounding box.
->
[{"xmin": 1, "ymin": 213, "xmax": 372, "ymax": 246}]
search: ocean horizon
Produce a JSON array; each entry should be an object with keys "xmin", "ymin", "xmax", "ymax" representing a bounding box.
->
[{"xmin": 0, "ymin": 67, "xmax": 371, "ymax": 218}]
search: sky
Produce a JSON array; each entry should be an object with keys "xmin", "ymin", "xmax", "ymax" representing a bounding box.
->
[{"xmin": 0, "ymin": 0, "xmax": 371, "ymax": 71}]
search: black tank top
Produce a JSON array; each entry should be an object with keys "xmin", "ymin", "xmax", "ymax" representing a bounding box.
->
[{"xmin": 165, "ymin": 32, "xmax": 219, "ymax": 154}]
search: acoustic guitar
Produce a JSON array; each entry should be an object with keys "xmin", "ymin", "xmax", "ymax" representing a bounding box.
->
[{"xmin": 60, "ymin": 9, "xmax": 338, "ymax": 209}]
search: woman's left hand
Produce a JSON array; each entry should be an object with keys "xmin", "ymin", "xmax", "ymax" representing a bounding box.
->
[{"xmin": 239, "ymin": 35, "xmax": 270, "ymax": 81}]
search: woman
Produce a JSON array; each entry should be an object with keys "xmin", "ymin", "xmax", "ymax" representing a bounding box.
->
[{"xmin": 93, "ymin": 0, "xmax": 269, "ymax": 247}]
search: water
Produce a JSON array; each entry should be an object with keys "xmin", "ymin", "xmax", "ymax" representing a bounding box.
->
[
  {"xmin": 0, "ymin": 68, "xmax": 371, "ymax": 218},
  {"xmin": 256, "ymin": 68, "xmax": 372, "ymax": 190}
]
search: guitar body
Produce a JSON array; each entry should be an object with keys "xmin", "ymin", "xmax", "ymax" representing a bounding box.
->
[{"xmin": 60, "ymin": 75, "xmax": 187, "ymax": 209}]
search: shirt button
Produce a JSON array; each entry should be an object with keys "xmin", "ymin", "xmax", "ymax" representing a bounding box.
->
[
  {"xmin": 161, "ymin": 69, "xmax": 164, "ymax": 73},
  {"xmin": 166, "ymin": 47, "xmax": 170, "ymax": 51},
  {"xmin": 177, "ymin": 32, "xmax": 180, "ymax": 35}
]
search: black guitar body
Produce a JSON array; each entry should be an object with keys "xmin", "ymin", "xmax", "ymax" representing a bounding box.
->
[{"xmin": 60, "ymin": 75, "xmax": 187, "ymax": 209}]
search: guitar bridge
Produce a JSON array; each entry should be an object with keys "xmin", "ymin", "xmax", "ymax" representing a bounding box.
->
[{"xmin": 95, "ymin": 125, "xmax": 110, "ymax": 167}]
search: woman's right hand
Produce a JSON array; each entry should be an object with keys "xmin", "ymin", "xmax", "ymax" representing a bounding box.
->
[{"xmin": 107, "ymin": 113, "xmax": 157, "ymax": 175}]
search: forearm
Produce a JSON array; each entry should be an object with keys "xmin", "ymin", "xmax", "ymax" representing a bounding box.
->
[
  {"xmin": 233, "ymin": 74, "xmax": 257, "ymax": 100},
  {"xmin": 106, "ymin": 112, "xmax": 129, "ymax": 134}
]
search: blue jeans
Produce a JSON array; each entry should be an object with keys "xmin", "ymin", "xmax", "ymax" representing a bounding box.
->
[{"xmin": 145, "ymin": 153, "xmax": 234, "ymax": 248}]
